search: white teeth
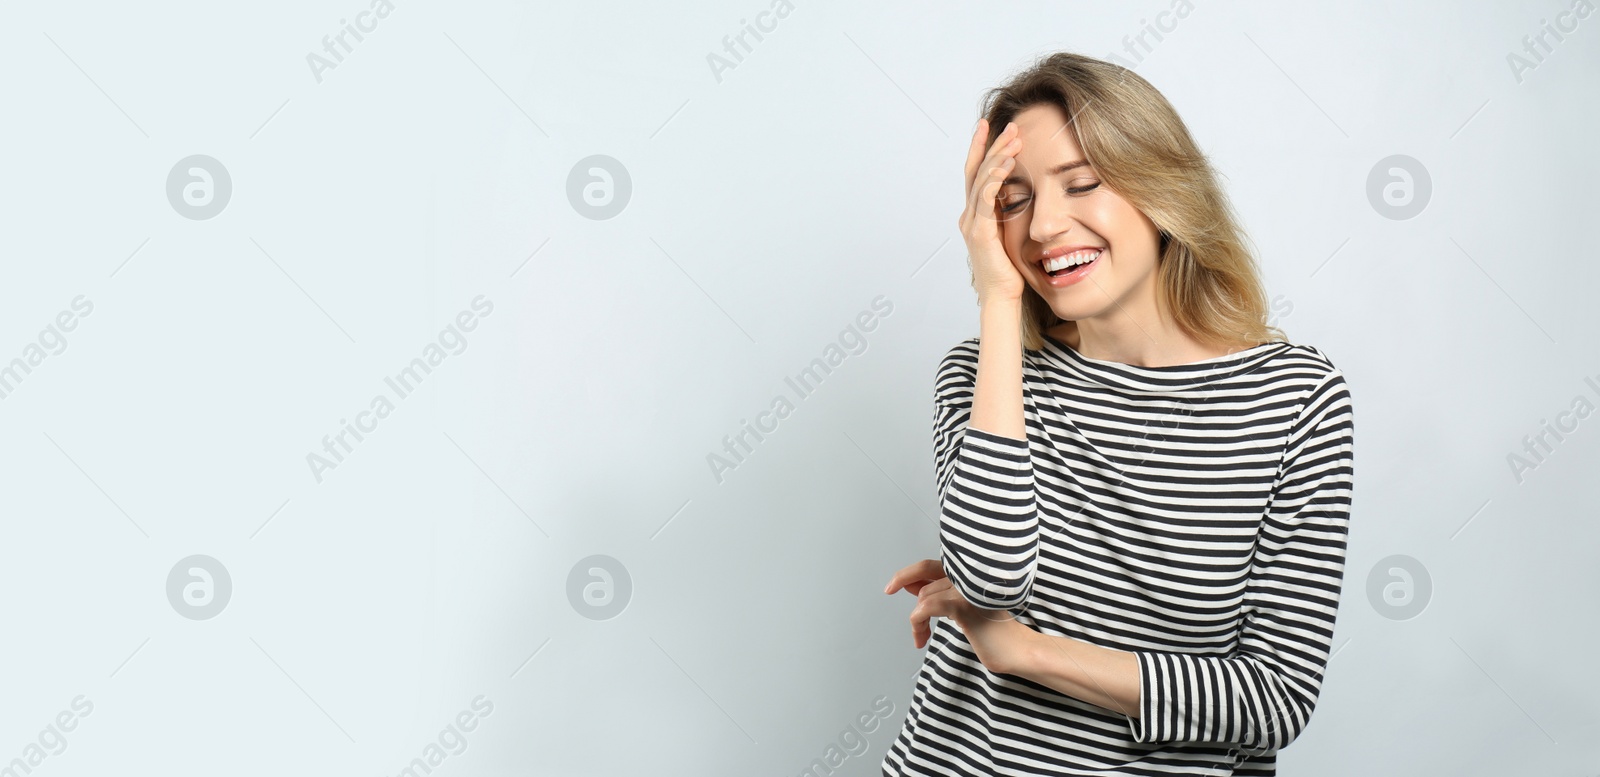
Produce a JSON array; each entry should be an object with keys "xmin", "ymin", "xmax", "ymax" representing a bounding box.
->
[{"xmin": 1042, "ymin": 249, "xmax": 1102, "ymax": 274}]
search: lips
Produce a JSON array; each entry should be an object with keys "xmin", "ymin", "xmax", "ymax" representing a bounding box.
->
[
  {"xmin": 1038, "ymin": 247, "xmax": 1104, "ymax": 276},
  {"xmin": 1036, "ymin": 247, "xmax": 1104, "ymax": 287}
]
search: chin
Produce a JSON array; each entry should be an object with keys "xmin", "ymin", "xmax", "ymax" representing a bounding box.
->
[{"xmin": 1043, "ymin": 301, "xmax": 1104, "ymax": 322}]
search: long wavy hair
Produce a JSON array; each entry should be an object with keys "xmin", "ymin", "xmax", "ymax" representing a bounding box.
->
[{"xmin": 975, "ymin": 51, "xmax": 1286, "ymax": 352}]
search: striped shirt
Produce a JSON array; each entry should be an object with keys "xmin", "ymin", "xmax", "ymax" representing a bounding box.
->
[{"xmin": 882, "ymin": 333, "xmax": 1355, "ymax": 777}]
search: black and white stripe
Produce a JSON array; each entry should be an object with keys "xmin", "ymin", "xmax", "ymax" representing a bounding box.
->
[{"xmin": 883, "ymin": 334, "xmax": 1355, "ymax": 777}]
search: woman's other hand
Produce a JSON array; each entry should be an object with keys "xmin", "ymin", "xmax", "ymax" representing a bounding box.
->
[{"xmin": 885, "ymin": 558, "xmax": 1037, "ymax": 676}]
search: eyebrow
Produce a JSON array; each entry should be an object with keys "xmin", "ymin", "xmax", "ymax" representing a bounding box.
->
[{"xmin": 1001, "ymin": 159, "xmax": 1093, "ymax": 186}]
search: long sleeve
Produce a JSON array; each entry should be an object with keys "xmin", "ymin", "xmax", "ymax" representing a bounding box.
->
[
  {"xmin": 933, "ymin": 340, "xmax": 1040, "ymax": 611},
  {"xmin": 1127, "ymin": 368, "xmax": 1355, "ymax": 751}
]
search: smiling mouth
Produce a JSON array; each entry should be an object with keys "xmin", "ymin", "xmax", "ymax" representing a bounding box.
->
[{"xmin": 1040, "ymin": 249, "xmax": 1103, "ymax": 277}]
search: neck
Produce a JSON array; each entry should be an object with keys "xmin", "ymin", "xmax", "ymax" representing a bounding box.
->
[{"xmin": 1048, "ymin": 311, "xmax": 1237, "ymax": 369}]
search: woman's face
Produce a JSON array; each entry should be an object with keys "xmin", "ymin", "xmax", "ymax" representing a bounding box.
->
[{"xmin": 996, "ymin": 103, "xmax": 1163, "ymax": 324}]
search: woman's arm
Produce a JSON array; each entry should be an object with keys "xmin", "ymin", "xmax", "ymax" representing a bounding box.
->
[
  {"xmin": 1008, "ymin": 628, "xmax": 1142, "ymax": 719},
  {"xmin": 932, "ymin": 307, "xmax": 1040, "ymax": 610},
  {"xmin": 968, "ymin": 298, "xmax": 1027, "ymax": 439},
  {"xmin": 938, "ymin": 119, "xmax": 1041, "ymax": 611},
  {"xmin": 1011, "ymin": 370, "xmax": 1356, "ymax": 751}
]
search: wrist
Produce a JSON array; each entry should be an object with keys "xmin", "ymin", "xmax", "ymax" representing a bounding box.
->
[
  {"xmin": 1004, "ymin": 617, "xmax": 1045, "ymax": 678},
  {"xmin": 978, "ymin": 294, "xmax": 1023, "ymax": 312},
  {"xmin": 978, "ymin": 297, "xmax": 1024, "ymax": 334}
]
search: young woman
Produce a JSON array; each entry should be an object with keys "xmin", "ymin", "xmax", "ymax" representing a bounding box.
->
[{"xmin": 881, "ymin": 52, "xmax": 1355, "ymax": 776}]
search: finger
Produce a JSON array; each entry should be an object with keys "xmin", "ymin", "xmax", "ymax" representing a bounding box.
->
[
  {"xmin": 899, "ymin": 578, "xmax": 937, "ymax": 596},
  {"xmin": 966, "ymin": 148, "xmax": 1019, "ymax": 233},
  {"xmin": 917, "ymin": 577, "xmax": 953, "ymax": 600},
  {"xmin": 909, "ymin": 600, "xmax": 939, "ymax": 649},
  {"xmin": 883, "ymin": 560, "xmax": 920, "ymax": 594},
  {"xmin": 913, "ymin": 581, "xmax": 956, "ymax": 640},
  {"xmin": 894, "ymin": 576, "xmax": 941, "ymax": 596},
  {"xmin": 912, "ymin": 558, "xmax": 944, "ymax": 583},
  {"xmin": 883, "ymin": 566, "xmax": 910, "ymax": 595},
  {"xmin": 885, "ymin": 558, "xmax": 947, "ymax": 595},
  {"xmin": 962, "ymin": 119, "xmax": 990, "ymax": 201},
  {"xmin": 905, "ymin": 574, "xmax": 947, "ymax": 596},
  {"xmin": 963, "ymin": 120, "xmax": 1019, "ymax": 205},
  {"xmin": 967, "ymin": 140, "xmax": 1023, "ymax": 234}
]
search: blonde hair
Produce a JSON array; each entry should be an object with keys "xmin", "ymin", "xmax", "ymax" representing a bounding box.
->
[{"xmin": 976, "ymin": 51, "xmax": 1287, "ymax": 352}]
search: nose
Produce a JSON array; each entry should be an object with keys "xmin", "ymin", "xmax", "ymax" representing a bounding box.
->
[{"xmin": 1027, "ymin": 183, "xmax": 1078, "ymax": 246}]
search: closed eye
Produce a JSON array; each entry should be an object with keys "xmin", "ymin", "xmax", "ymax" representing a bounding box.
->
[{"xmin": 998, "ymin": 181, "xmax": 1100, "ymax": 213}]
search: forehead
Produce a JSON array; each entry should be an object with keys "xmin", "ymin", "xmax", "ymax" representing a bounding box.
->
[
  {"xmin": 1009, "ymin": 103, "xmax": 1087, "ymax": 167},
  {"xmin": 1017, "ymin": 103, "xmax": 1081, "ymax": 150}
]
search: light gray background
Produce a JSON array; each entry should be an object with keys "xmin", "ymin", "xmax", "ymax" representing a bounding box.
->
[{"xmin": 2, "ymin": 0, "xmax": 1596, "ymax": 775}]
